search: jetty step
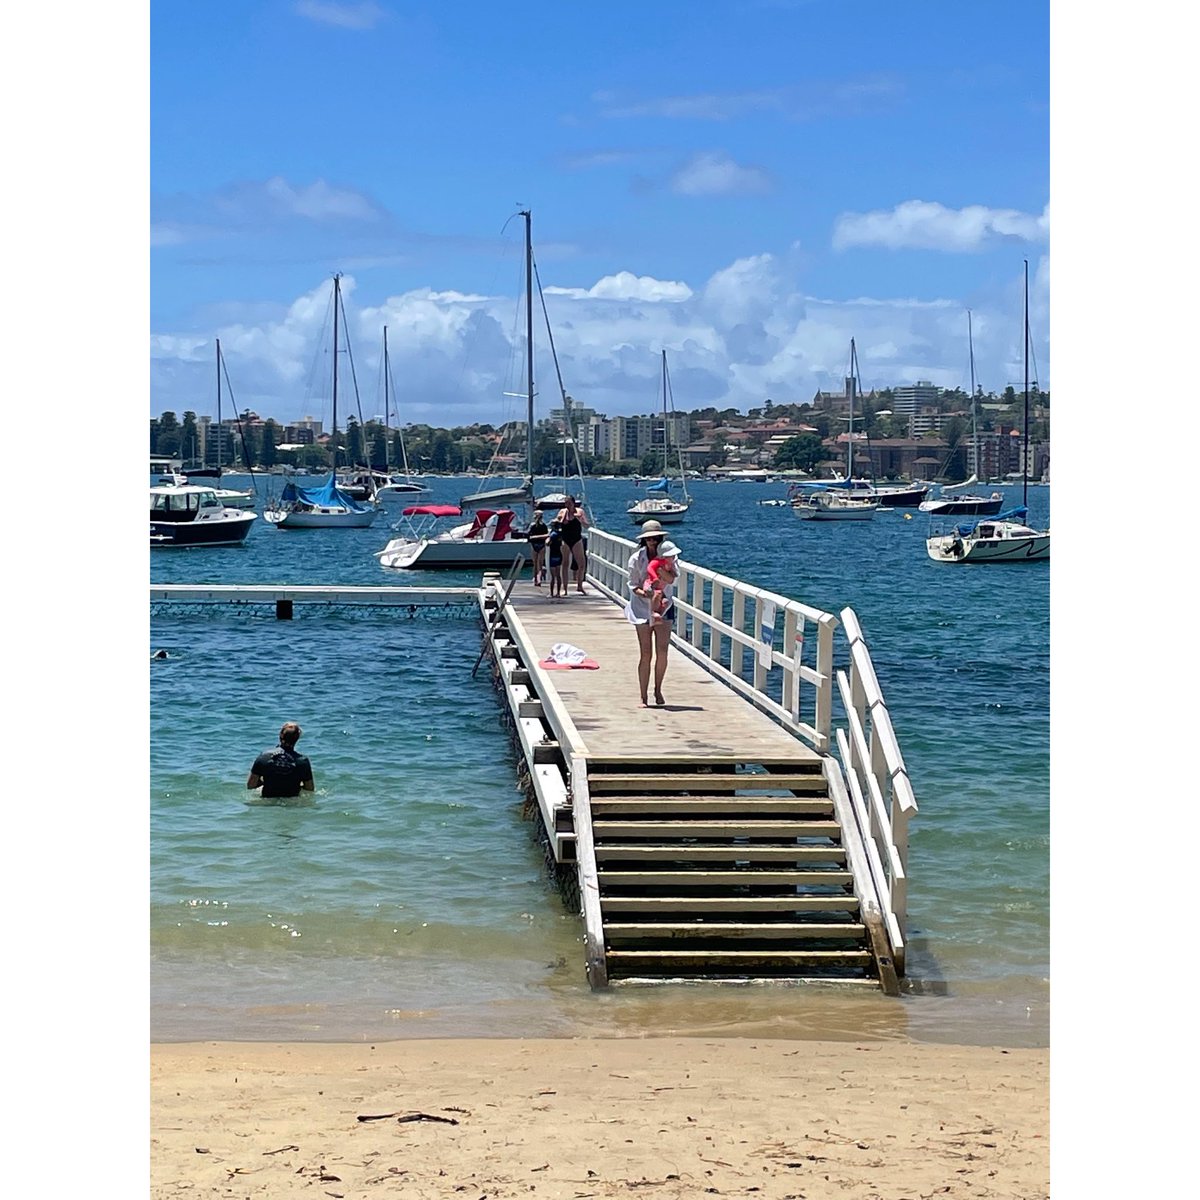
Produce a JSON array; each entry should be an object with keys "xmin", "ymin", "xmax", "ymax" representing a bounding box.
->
[
  {"xmin": 584, "ymin": 757, "xmax": 886, "ymax": 987},
  {"xmin": 588, "ymin": 772, "xmax": 828, "ymax": 793}
]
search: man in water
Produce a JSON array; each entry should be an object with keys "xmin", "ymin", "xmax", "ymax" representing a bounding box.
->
[{"xmin": 247, "ymin": 722, "xmax": 315, "ymax": 799}]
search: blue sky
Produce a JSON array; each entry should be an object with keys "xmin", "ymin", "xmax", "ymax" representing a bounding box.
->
[{"xmin": 149, "ymin": 0, "xmax": 1049, "ymax": 428}]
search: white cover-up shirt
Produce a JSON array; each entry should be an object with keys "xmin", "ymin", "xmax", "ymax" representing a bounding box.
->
[{"xmin": 624, "ymin": 547, "xmax": 676, "ymax": 625}]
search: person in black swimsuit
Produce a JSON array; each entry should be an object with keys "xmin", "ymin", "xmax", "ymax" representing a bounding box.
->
[
  {"xmin": 247, "ymin": 722, "xmax": 315, "ymax": 799},
  {"xmin": 554, "ymin": 495, "xmax": 590, "ymax": 594}
]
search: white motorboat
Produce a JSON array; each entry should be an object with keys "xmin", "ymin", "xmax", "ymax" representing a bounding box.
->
[
  {"xmin": 926, "ymin": 509, "xmax": 1049, "ymax": 562},
  {"xmin": 376, "ymin": 504, "xmax": 529, "ymax": 570},
  {"xmin": 150, "ymin": 485, "xmax": 257, "ymax": 547},
  {"xmin": 794, "ymin": 490, "xmax": 879, "ymax": 520},
  {"xmin": 627, "ymin": 351, "xmax": 690, "ymax": 524},
  {"xmin": 628, "ymin": 491, "xmax": 689, "ymax": 524}
]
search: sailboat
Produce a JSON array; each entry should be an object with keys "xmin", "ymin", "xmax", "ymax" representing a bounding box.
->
[
  {"xmin": 375, "ymin": 211, "xmax": 545, "ymax": 570},
  {"xmin": 627, "ymin": 350, "xmax": 690, "ymax": 524},
  {"xmin": 918, "ymin": 310, "xmax": 1004, "ymax": 517},
  {"xmin": 176, "ymin": 340, "xmax": 256, "ymax": 508},
  {"xmin": 263, "ymin": 274, "xmax": 379, "ymax": 529},
  {"xmin": 926, "ymin": 262, "xmax": 1049, "ymax": 563},
  {"xmin": 791, "ymin": 339, "xmax": 925, "ymax": 508},
  {"xmin": 343, "ymin": 326, "xmax": 429, "ymax": 502}
]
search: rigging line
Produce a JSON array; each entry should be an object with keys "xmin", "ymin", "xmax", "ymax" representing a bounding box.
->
[
  {"xmin": 532, "ymin": 256, "xmax": 591, "ymax": 516},
  {"xmin": 302, "ymin": 286, "xmax": 336, "ymax": 430},
  {"xmin": 219, "ymin": 350, "xmax": 259, "ymax": 481},
  {"xmin": 384, "ymin": 344, "xmax": 415, "ymax": 480},
  {"xmin": 661, "ymin": 353, "xmax": 689, "ymax": 501},
  {"xmin": 337, "ymin": 283, "xmax": 368, "ymax": 472}
]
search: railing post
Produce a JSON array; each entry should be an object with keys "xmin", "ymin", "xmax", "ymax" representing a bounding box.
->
[
  {"xmin": 815, "ymin": 615, "xmax": 836, "ymax": 749},
  {"xmin": 783, "ymin": 607, "xmax": 800, "ymax": 723},
  {"xmin": 731, "ymin": 590, "xmax": 747, "ymax": 680},
  {"xmin": 710, "ymin": 580, "xmax": 725, "ymax": 665}
]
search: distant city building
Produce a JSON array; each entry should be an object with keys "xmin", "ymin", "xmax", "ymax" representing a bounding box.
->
[{"xmin": 892, "ymin": 381, "xmax": 940, "ymax": 420}]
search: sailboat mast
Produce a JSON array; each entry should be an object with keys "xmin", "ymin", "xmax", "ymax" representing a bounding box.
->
[
  {"xmin": 1022, "ymin": 260, "xmax": 1029, "ymax": 509},
  {"xmin": 332, "ymin": 273, "xmax": 341, "ymax": 470},
  {"xmin": 661, "ymin": 349, "xmax": 668, "ymax": 477},
  {"xmin": 847, "ymin": 338, "xmax": 856, "ymax": 480},
  {"xmin": 383, "ymin": 325, "xmax": 390, "ymax": 474},
  {"xmin": 522, "ymin": 210, "xmax": 534, "ymax": 484},
  {"xmin": 215, "ymin": 337, "xmax": 222, "ymax": 472},
  {"xmin": 968, "ymin": 309, "xmax": 978, "ymax": 481}
]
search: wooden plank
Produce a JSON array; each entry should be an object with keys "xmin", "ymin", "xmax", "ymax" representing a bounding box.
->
[
  {"xmin": 588, "ymin": 773, "xmax": 828, "ymax": 793},
  {"xmin": 606, "ymin": 949, "xmax": 873, "ymax": 965},
  {"xmin": 590, "ymin": 798, "xmax": 834, "ymax": 816},
  {"xmin": 594, "ymin": 845, "xmax": 847, "ymax": 863},
  {"xmin": 592, "ymin": 819, "xmax": 842, "ymax": 838},
  {"xmin": 599, "ymin": 895, "xmax": 860, "ymax": 913},
  {"xmin": 603, "ymin": 922, "xmax": 867, "ymax": 940},
  {"xmin": 587, "ymin": 756, "xmax": 824, "ymax": 770},
  {"xmin": 598, "ymin": 869, "xmax": 853, "ymax": 887}
]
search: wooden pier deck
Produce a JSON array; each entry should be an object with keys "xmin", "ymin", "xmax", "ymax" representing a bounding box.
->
[{"xmin": 503, "ymin": 584, "xmax": 822, "ymax": 765}]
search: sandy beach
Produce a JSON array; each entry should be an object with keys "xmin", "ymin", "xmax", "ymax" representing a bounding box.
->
[{"xmin": 151, "ymin": 1036, "xmax": 1047, "ymax": 1198}]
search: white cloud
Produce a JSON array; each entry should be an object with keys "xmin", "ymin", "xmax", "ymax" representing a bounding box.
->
[
  {"xmin": 582, "ymin": 273, "xmax": 693, "ymax": 302},
  {"xmin": 671, "ymin": 152, "xmax": 772, "ymax": 197},
  {"xmin": 294, "ymin": 0, "xmax": 384, "ymax": 30},
  {"xmin": 150, "ymin": 258, "xmax": 1050, "ymax": 425},
  {"xmin": 225, "ymin": 176, "xmax": 383, "ymax": 223},
  {"xmin": 833, "ymin": 200, "xmax": 1050, "ymax": 252}
]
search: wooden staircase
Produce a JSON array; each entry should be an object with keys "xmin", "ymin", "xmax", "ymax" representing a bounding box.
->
[{"xmin": 586, "ymin": 759, "xmax": 893, "ymax": 989}]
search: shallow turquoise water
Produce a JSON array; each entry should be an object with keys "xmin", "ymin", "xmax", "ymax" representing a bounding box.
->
[{"xmin": 151, "ymin": 477, "xmax": 1049, "ymax": 1045}]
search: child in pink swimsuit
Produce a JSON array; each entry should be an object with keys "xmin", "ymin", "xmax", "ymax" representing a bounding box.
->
[{"xmin": 645, "ymin": 554, "xmax": 678, "ymax": 625}]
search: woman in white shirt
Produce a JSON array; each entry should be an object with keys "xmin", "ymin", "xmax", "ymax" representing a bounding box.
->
[{"xmin": 624, "ymin": 521, "xmax": 681, "ymax": 707}]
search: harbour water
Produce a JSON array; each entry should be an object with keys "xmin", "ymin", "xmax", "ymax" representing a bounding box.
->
[{"xmin": 150, "ymin": 477, "xmax": 1049, "ymax": 1047}]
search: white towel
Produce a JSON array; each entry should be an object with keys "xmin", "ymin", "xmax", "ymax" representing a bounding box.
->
[{"xmin": 547, "ymin": 642, "xmax": 588, "ymax": 665}]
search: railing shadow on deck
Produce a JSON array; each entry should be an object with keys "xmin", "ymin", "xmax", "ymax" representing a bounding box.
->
[{"xmin": 578, "ymin": 525, "xmax": 918, "ymax": 974}]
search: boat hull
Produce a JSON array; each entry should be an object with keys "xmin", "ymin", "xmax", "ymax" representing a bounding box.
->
[
  {"xmin": 628, "ymin": 501, "xmax": 688, "ymax": 524},
  {"xmin": 377, "ymin": 536, "xmax": 531, "ymax": 570},
  {"xmin": 796, "ymin": 506, "xmax": 878, "ymax": 521},
  {"xmin": 263, "ymin": 506, "xmax": 378, "ymax": 529},
  {"xmin": 918, "ymin": 494, "xmax": 1005, "ymax": 516},
  {"xmin": 150, "ymin": 512, "xmax": 256, "ymax": 547},
  {"xmin": 926, "ymin": 530, "xmax": 1050, "ymax": 562}
]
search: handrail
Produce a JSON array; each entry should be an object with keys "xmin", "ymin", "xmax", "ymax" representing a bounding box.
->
[
  {"xmin": 579, "ymin": 527, "xmax": 918, "ymax": 972},
  {"xmin": 584, "ymin": 527, "xmax": 836, "ymax": 751},
  {"xmin": 834, "ymin": 606, "xmax": 919, "ymax": 969},
  {"xmin": 484, "ymin": 577, "xmax": 608, "ymax": 983}
]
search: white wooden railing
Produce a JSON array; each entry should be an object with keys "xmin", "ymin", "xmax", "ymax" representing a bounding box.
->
[
  {"xmin": 582, "ymin": 527, "xmax": 918, "ymax": 968},
  {"xmin": 584, "ymin": 527, "xmax": 838, "ymax": 752},
  {"xmin": 833, "ymin": 608, "xmax": 919, "ymax": 971}
]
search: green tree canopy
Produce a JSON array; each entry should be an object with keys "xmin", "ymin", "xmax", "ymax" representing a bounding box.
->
[{"xmin": 772, "ymin": 433, "xmax": 825, "ymax": 473}]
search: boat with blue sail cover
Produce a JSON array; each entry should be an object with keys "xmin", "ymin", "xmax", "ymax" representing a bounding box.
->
[
  {"xmin": 264, "ymin": 473, "xmax": 379, "ymax": 529},
  {"xmin": 263, "ymin": 273, "xmax": 380, "ymax": 530}
]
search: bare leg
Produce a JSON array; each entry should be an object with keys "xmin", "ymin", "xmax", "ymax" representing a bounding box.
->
[
  {"xmin": 635, "ymin": 622, "xmax": 653, "ymax": 707},
  {"xmin": 652, "ymin": 620, "xmax": 671, "ymax": 705},
  {"xmin": 571, "ymin": 542, "xmax": 587, "ymax": 592}
]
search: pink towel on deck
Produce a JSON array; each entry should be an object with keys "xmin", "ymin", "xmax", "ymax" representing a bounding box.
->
[{"xmin": 539, "ymin": 642, "xmax": 600, "ymax": 669}]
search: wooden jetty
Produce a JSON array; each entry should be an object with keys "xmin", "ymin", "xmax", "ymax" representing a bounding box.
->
[
  {"xmin": 151, "ymin": 535, "xmax": 917, "ymax": 994},
  {"xmin": 481, "ymin": 526, "xmax": 917, "ymax": 994}
]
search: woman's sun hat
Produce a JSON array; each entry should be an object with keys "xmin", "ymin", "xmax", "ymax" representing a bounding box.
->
[{"xmin": 636, "ymin": 520, "xmax": 667, "ymax": 540}]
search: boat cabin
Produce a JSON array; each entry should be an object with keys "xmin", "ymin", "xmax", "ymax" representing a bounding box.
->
[{"xmin": 150, "ymin": 486, "xmax": 223, "ymax": 521}]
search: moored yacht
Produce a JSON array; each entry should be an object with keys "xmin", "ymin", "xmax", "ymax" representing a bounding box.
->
[{"xmin": 150, "ymin": 485, "xmax": 257, "ymax": 547}]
